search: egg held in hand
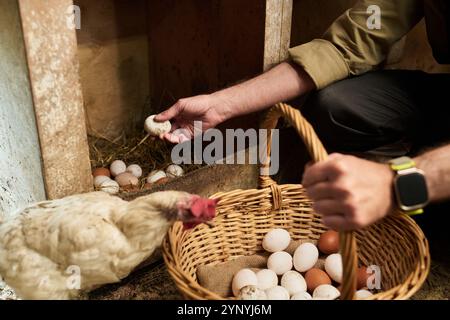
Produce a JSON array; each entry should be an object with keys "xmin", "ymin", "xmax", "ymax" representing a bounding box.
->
[{"xmin": 144, "ymin": 115, "xmax": 172, "ymax": 137}]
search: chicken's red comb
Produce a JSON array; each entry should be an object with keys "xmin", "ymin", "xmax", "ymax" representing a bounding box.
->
[{"xmin": 190, "ymin": 198, "xmax": 219, "ymax": 219}]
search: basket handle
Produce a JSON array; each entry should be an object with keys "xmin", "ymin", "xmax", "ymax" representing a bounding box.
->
[{"xmin": 259, "ymin": 103, "xmax": 358, "ymax": 300}]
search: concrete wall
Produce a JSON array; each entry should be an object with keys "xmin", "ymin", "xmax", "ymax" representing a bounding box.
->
[{"xmin": 0, "ymin": 0, "xmax": 46, "ymax": 219}]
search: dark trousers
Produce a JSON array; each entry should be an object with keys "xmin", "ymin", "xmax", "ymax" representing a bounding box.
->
[
  {"xmin": 295, "ymin": 70, "xmax": 450, "ymax": 252},
  {"xmin": 302, "ymin": 70, "xmax": 450, "ymax": 157}
]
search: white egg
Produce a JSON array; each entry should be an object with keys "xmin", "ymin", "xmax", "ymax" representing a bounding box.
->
[
  {"xmin": 293, "ymin": 243, "xmax": 319, "ymax": 272},
  {"xmin": 110, "ymin": 160, "xmax": 126, "ymax": 177},
  {"xmin": 265, "ymin": 286, "xmax": 290, "ymax": 300},
  {"xmin": 166, "ymin": 164, "xmax": 184, "ymax": 178},
  {"xmin": 256, "ymin": 269, "xmax": 278, "ymax": 291},
  {"xmin": 99, "ymin": 179, "xmax": 120, "ymax": 195},
  {"xmin": 232, "ymin": 269, "xmax": 258, "ymax": 297},
  {"xmin": 238, "ymin": 286, "xmax": 267, "ymax": 300},
  {"xmin": 312, "ymin": 284, "xmax": 340, "ymax": 300},
  {"xmin": 355, "ymin": 289, "xmax": 374, "ymax": 300},
  {"xmin": 267, "ymin": 252, "xmax": 293, "ymax": 275},
  {"xmin": 126, "ymin": 164, "xmax": 143, "ymax": 178},
  {"xmin": 262, "ymin": 229, "xmax": 291, "ymax": 253},
  {"xmin": 325, "ymin": 253, "xmax": 343, "ymax": 283},
  {"xmin": 146, "ymin": 170, "xmax": 167, "ymax": 184},
  {"xmin": 94, "ymin": 175, "xmax": 111, "ymax": 188},
  {"xmin": 281, "ymin": 271, "xmax": 307, "ymax": 296},
  {"xmin": 291, "ymin": 291, "xmax": 312, "ymax": 300},
  {"xmin": 144, "ymin": 115, "xmax": 172, "ymax": 137}
]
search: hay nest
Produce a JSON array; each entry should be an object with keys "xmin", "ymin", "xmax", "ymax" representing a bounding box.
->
[{"xmin": 88, "ymin": 132, "xmax": 203, "ymax": 192}]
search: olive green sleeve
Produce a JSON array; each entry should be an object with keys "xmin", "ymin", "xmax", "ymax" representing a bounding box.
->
[{"xmin": 289, "ymin": 0, "xmax": 424, "ymax": 89}]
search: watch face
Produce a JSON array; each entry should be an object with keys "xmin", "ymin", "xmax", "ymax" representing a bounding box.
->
[{"xmin": 396, "ymin": 172, "xmax": 429, "ymax": 208}]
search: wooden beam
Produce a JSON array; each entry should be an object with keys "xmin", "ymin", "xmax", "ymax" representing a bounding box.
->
[
  {"xmin": 18, "ymin": 0, "xmax": 93, "ymax": 199},
  {"xmin": 0, "ymin": 0, "xmax": 46, "ymax": 217},
  {"xmin": 263, "ymin": 0, "xmax": 293, "ymax": 71}
]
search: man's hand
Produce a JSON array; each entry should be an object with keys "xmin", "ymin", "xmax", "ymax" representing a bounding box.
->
[
  {"xmin": 154, "ymin": 63, "xmax": 315, "ymax": 144},
  {"xmin": 302, "ymin": 154, "xmax": 394, "ymax": 231},
  {"xmin": 154, "ymin": 95, "xmax": 231, "ymax": 144}
]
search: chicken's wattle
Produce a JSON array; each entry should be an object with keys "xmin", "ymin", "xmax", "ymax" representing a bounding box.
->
[{"xmin": 183, "ymin": 198, "xmax": 218, "ymax": 230}]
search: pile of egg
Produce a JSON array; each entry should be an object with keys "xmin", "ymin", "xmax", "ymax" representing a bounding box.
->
[
  {"xmin": 233, "ymin": 229, "xmax": 374, "ymax": 300},
  {"xmin": 92, "ymin": 161, "xmax": 184, "ymax": 195}
]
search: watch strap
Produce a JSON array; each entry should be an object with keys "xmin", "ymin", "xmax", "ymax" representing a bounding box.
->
[{"xmin": 389, "ymin": 156, "xmax": 416, "ymax": 171}]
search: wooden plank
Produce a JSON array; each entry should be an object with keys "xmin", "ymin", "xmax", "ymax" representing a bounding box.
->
[
  {"xmin": 18, "ymin": 0, "xmax": 93, "ymax": 199},
  {"xmin": 0, "ymin": 0, "xmax": 46, "ymax": 218},
  {"xmin": 74, "ymin": 0, "xmax": 150, "ymax": 140},
  {"xmin": 148, "ymin": 0, "xmax": 266, "ymax": 132},
  {"xmin": 264, "ymin": 0, "xmax": 293, "ymax": 70}
]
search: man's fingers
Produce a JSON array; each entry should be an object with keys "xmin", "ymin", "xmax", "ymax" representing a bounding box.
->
[
  {"xmin": 161, "ymin": 128, "xmax": 193, "ymax": 144},
  {"xmin": 322, "ymin": 215, "xmax": 349, "ymax": 231},
  {"xmin": 306, "ymin": 182, "xmax": 337, "ymax": 201},
  {"xmin": 302, "ymin": 154, "xmax": 343, "ymax": 187},
  {"xmin": 313, "ymin": 199, "xmax": 345, "ymax": 216},
  {"xmin": 162, "ymin": 133, "xmax": 181, "ymax": 144},
  {"xmin": 154, "ymin": 103, "xmax": 182, "ymax": 122}
]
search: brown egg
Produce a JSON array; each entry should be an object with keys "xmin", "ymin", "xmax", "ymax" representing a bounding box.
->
[
  {"xmin": 115, "ymin": 172, "xmax": 139, "ymax": 187},
  {"xmin": 318, "ymin": 230, "xmax": 339, "ymax": 255},
  {"xmin": 155, "ymin": 177, "xmax": 169, "ymax": 185},
  {"xmin": 121, "ymin": 185, "xmax": 140, "ymax": 193},
  {"xmin": 357, "ymin": 266, "xmax": 370, "ymax": 289},
  {"xmin": 144, "ymin": 183, "xmax": 153, "ymax": 190},
  {"xmin": 93, "ymin": 168, "xmax": 111, "ymax": 178},
  {"xmin": 305, "ymin": 268, "xmax": 332, "ymax": 292}
]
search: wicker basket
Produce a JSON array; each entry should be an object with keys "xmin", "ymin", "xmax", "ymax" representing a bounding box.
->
[{"xmin": 163, "ymin": 103, "xmax": 430, "ymax": 300}]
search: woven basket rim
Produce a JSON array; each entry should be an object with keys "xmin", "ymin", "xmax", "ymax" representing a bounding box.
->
[
  {"xmin": 163, "ymin": 183, "xmax": 431, "ymax": 300},
  {"xmin": 163, "ymin": 103, "xmax": 430, "ymax": 300}
]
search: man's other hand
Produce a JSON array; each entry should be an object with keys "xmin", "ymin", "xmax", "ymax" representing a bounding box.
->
[{"xmin": 302, "ymin": 154, "xmax": 394, "ymax": 231}]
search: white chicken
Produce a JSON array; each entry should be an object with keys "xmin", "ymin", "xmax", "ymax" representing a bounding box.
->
[{"xmin": 0, "ymin": 191, "xmax": 217, "ymax": 300}]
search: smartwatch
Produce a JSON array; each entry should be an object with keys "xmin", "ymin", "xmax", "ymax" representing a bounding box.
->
[{"xmin": 389, "ymin": 157, "xmax": 429, "ymax": 216}]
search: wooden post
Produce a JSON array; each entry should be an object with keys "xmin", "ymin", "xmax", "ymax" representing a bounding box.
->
[
  {"xmin": 0, "ymin": 0, "xmax": 46, "ymax": 217},
  {"xmin": 264, "ymin": 0, "xmax": 293, "ymax": 71},
  {"xmin": 18, "ymin": 0, "xmax": 93, "ymax": 199}
]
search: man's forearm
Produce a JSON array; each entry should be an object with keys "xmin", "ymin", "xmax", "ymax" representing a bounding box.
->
[
  {"xmin": 212, "ymin": 62, "xmax": 316, "ymax": 121},
  {"xmin": 415, "ymin": 144, "xmax": 450, "ymax": 202}
]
